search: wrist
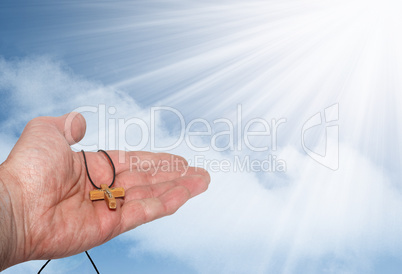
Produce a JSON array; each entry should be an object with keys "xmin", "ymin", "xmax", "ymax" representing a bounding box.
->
[{"xmin": 0, "ymin": 163, "xmax": 18, "ymax": 271}]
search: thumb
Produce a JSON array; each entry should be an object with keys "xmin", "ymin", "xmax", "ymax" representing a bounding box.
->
[{"xmin": 49, "ymin": 112, "xmax": 87, "ymax": 145}]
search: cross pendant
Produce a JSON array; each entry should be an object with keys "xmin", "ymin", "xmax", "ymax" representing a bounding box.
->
[{"xmin": 89, "ymin": 184, "xmax": 125, "ymax": 209}]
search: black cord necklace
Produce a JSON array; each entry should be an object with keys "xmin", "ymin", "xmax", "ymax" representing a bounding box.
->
[
  {"xmin": 38, "ymin": 149, "xmax": 119, "ymax": 273},
  {"xmin": 82, "ymin": 149, "xmax": 116, "ymax": 189},
  {"xmin": 38, "ymin": 251, "xmax": 99, "ymax": 274}
]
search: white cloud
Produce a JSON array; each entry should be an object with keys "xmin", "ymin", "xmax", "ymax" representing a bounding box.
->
[{"xmin": 0, "ymin": 56, "xmax": 147, "ymax": 150}]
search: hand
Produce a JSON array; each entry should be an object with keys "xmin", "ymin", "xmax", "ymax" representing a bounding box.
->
[{"xmin": 0, "ymin": 112, "xmax": 210, "ymax": 270}]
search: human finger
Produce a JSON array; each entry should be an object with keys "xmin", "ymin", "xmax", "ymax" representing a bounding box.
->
[
  {"xmin": 119, "ymin": 175, "xmax": 209, "ymax": 232},
  {"xmin": 115, "ymin": 166, "xmax": 209, "ymax": 188},
  {"xmin": 123, "ymin": 173, "xmax": 210, "ymax": 201},
  {"xmin": 37, "ymin": 112, "xmax": 87, "ymax": 145}
]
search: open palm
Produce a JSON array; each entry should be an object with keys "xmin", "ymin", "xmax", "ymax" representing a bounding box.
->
[{"xmin": 1, "ymin": 112, "xmax": 210, "ymax": 267}]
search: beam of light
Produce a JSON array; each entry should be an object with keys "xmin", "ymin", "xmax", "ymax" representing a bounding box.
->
[{"xmin": 1, "ymin": 0, "xmax": 402, "ymax": 272}]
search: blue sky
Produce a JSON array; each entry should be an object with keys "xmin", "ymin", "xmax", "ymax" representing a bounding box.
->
[{"xmin": 1, "ymin": 0, "xmax": 402, "ymax": 273}]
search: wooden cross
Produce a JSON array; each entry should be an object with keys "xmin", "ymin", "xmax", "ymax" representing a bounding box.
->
[{"xmin": 89, "ymin": 184, "xmax": 125, "ymax": 209}]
